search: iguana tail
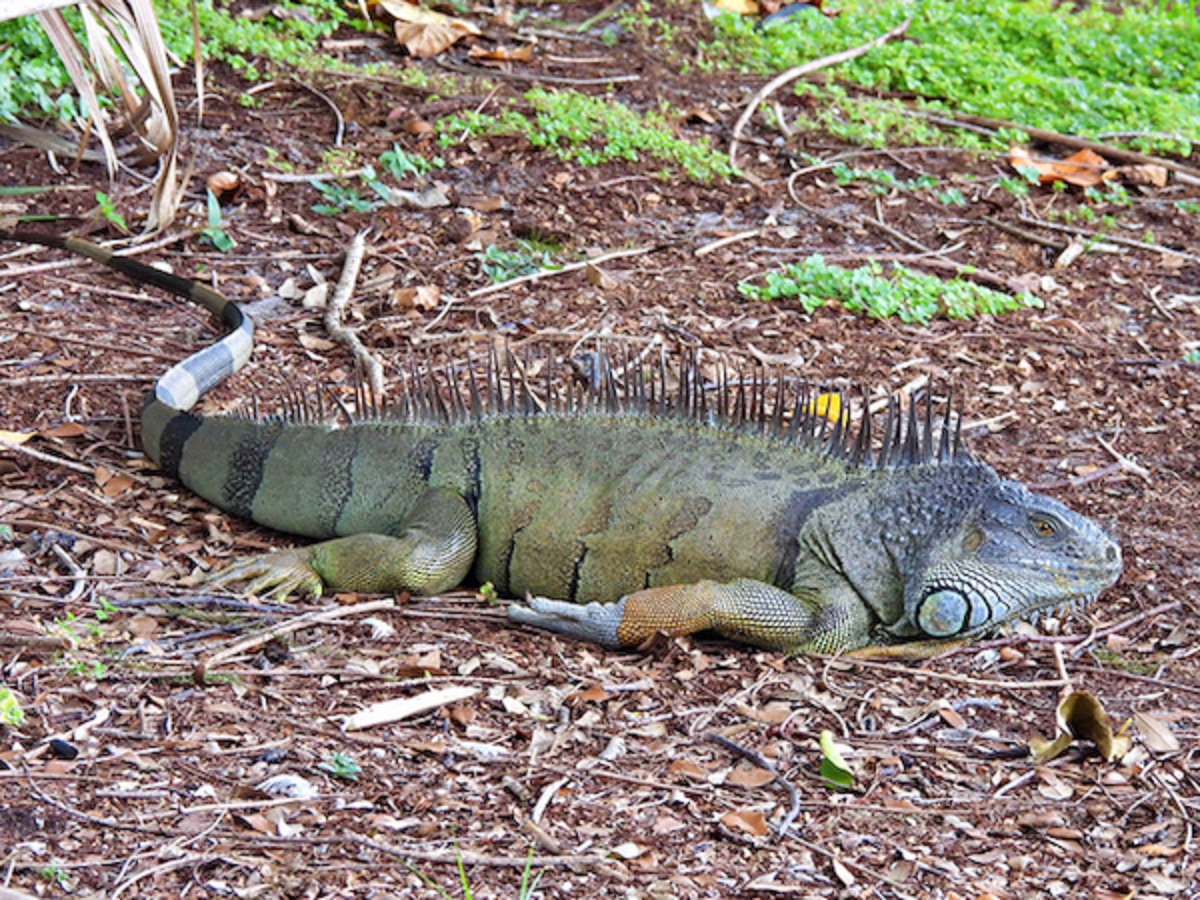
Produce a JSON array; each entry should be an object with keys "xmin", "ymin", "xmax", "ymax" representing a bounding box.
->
[{"xmin": 5, "ymin": 231, "xmax": 254, "ymax": 413}]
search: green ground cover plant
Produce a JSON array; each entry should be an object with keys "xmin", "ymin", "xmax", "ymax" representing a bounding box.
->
[
  {"xmin": 739, "ymin": 255, "xmax": 1042, "ymax": 325},
  {"xmin": 702, "ymin": 0, "xmax": 1200, "ymax": 153},
  {"xmin": 437, "ymin": 87, "xmax": 735, "ymax": 182}
]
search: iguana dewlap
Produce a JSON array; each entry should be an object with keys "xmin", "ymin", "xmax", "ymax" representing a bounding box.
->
[{"xmin": 7, "ymin": 232, "xmax": 1123, "ymax": 656}]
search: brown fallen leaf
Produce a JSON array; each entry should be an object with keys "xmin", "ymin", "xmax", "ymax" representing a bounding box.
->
[
  {"xmin": 393, "ymin": 284, "xmax": 441, "ymax": 311},
  {"xmin": 726, "ymin": 765, "xmax": 776, "ymax": 788},
  {"xmin": 1133, "ymin": 711, "xmax": 1181, "ymax": 753},
  {"xmin": 668, "ymin": 758, "xmax": 709, "ymax": 780},
  {"xmin": 43, "ymin": 422, "xmax": 89, "ymax": 439},
  {"xmin": 720, "ymin": 808, "xmax": 769, "ymax": 836},
  {"xmin": 94, "ymin": 466, "xmax": 134, "ymax": 498},
  {"xmin": 377, "ymin": 0, "xmax": 480, "ymax": 59},
  {"xmin": 1009, "ymin": 145, "xmax": 1111, "ymax": 188},
  {"xmin": 567, "ymin": 683, "xmax": 610, "ymax": 703},
  {"xmin": 1114, "ymin": 163, "xmax": 1168, "ymax": 188},
  {"xmin": 468, "ymin": 44, "xmax": 534, "ymax": 63}
]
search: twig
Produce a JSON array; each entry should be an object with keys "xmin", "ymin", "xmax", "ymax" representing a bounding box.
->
[
  {"xmin": 1, "ymin": 374, "xmax": 153, "ymax": 387},
  {"xmin": 1028, "ymin": 460, "xmax": 1127, "ymax": 491},
  {"xmin": 325, "ymin": 230, "xmax": 385, "ymax": 396},
  {"xmin": 1014, "ymin": 215, "xmax": 1200, "ymax": 264},
  {"xmin": 23, "ymin": 768, "xmax": 173, "ymax": 836},
  {"xmin": 694, "ymin": 228, "xmax": 765, "ymax": 257},
  {"xmin": 50, "ymin": 544, "xmax": 88, "ymax": 604},
  {"xmin": 839, "ymin": 657, "xmax": 1073, "ymax": 690},
  {"xmin": 704, "ymin": 732, "xmax": 801, "ymax": 838},
  {"xmin": 468, "ymin": 244, "xmax": 663, "ymax": 299},
  {"xmin": 201, "ymin": 598, "xmax": 396, "ymax": 672},
  {"xmin": 980, "ymin": 216, "xmax": 1068, "ymax": 251},
  {"xmin": 911, "ymin": 110, "xmax": 1200, "ymax": 186},
  {"xmin": 730, "ymin": 18, "xmax": 911, "ymax": 172},
  {"xmin": 1051, "ymin": 642, "xmax": 1073, "ymax": 695},
  {"xmin": 861, "ymin": 213, "xmax": 932, "ymax": 254},
  {"xmin": 0, "ymin": 436, "xmax": 94, "ymax": 475},
  {"xmin": 437, "ymin": 57, "xmax": 639, "ymax": 86}
]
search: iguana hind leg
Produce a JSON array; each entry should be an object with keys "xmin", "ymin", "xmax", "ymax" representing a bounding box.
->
[
  {"xmin": 210, "ymin": 486, "xmax": 477, "ymax": 598},
  {"xmin": 509, "ymin": 577, "xmax": 874, "ymax": 654}
]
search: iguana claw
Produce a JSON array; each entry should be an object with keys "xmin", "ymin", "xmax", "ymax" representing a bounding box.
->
[{"xmin": 208, "ymin": 548, "xmax": 325, "ymax": 599}]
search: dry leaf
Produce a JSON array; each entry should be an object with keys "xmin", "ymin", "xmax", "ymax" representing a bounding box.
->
[
  {"xmin": 652, "ymin": 815, "xmax": 687, "ymax": 835},
  {"xmin": 568, "ymin": 684, "xmax": 611, "ymax": 703},
  {"xmin": 726, "ymin": 765, "xmax": 776, "ymax": 788},
  {"xmin": 1031, "ymin": 690, "xmax": 1133, "ymax": 762},
  {"xmin": 467, "ymin": 44, "xmax": 533, "ymax": 63},
  {"xmin": 1133, "ymin": 711, "xmax": 1180, "ymax": 753},
  {"xmin": 207, "ymin": 170, "xmax": 241, "ymax": 197},
  {"xmin": 1114, "ymin": 164, "xmax": 1168, "ymax": 187},
  {"xmin": 710, "ymin": 0, "xmax": 759, "ymax": 14},
  {"xmin": 832, "ymin": 856, "xmax": 856, "ymax": 887},
  {"xmin": 668, "ymin": 758, "xmax": 709, "ymax": 780},
  {"xmin": 1009, "ymin": 145, "xmax": 1111, "ymax": 187},
  {"xmin": 43, "ymin": 422, "xmax": 89, "ymax": 439},
  {"xmin": 298, "ymin": 332, "xmax": 337, "ymax": 352},
  {"xmin": 97, "ymin": 469, "xmax": 134, "ymax": 498},
  {"xmin": 937, "ymin": 705, "xmax": 967, "ymax": 729},
  {"xmin": 584, "ymin": 263, "xmax": 619, "ymax": 291},
  {"xmin": 720, "ymin": 808, "xmax": 768, "ymax": 836},
  {"xmin": 393, "ymin": 284, "xmax": 441, "ymax": 311},
  {"xmin": 608, "ymin": 841, "xmax": 646, "ymax": 860},
  {"xmin": 0, "ymin": 429, "xmax": 34, "ymax": 445},
  {"xmin": 343, "ymin": 685, "xmax": 479, "ymax": 731},
  {"xmin": 379, "ymin": 0, "xmax": 479, "ymax": 58}
]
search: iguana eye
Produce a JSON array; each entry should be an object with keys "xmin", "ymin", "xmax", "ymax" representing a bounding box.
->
[{"xmin": 1030, "ymin": 516, "xmax": 1059, "ymax": 538}]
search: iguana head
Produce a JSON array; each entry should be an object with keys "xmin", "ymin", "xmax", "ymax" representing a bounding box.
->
[{"xmin": 908, "ymin": 479, "xmax": 1122, "ymax": 640}]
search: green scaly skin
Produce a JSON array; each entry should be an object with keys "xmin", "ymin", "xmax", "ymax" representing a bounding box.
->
[{"xmin": 6, "ymin": 231, "xmax": 1124, "ymax": 656}]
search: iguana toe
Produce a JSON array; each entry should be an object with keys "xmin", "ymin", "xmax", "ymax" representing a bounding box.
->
[
  {"xmin": 208, "ymin": 549, "xmax": 325, "ymax": 599},
  {"xmin": 508, "ymin": 596, "xmax": 626, "ymax": 648}
]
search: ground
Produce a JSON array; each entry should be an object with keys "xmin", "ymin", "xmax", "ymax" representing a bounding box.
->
[{"xmin": 1, "ymin": 2, "xmax": 1198, "ymax": 898}]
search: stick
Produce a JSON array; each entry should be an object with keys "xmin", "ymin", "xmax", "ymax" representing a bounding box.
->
[
  {"xmin": 200, "ymin": 597, "xmax": 395, "ymax": 672},
  {"xmin": 913, "ymin": 110, "xmax": 1200, "ymax": 186},
  {"xmin": 325, "ymin": 230, "xmax": 385, "ymax": 395},
  {"xmin": 467, "ymin": 243, "xmax": 663, "ymax": 298},
  {"xmin": 730, "ymin": 19, "xmax": 911, "ymax": 172}
]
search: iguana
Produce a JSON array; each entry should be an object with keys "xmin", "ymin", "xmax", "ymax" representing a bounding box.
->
[{"xmin": 5, "ymin": 231, "xmax": 1122, "ymax": 656}]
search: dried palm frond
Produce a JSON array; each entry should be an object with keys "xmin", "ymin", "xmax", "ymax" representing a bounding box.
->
[{"xmin": 1, "ymin": 0, "xmax": 183, "ymax": 231}]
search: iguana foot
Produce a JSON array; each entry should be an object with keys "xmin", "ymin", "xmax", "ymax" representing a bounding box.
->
[
  {"xmin": 507, "ymin": 596, "xmax": 627, "ymax": 648},
  {"xmin": 208, "ymin": 548, "xmax": 324, "ymax": 599}
]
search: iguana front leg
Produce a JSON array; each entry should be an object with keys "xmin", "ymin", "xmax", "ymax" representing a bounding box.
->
[
  {"xmin": 210, "ymin": 487, "xmax": 477, "ymax": 598},
  {"xmin": 508, "ymin": 576, "xmax": 876, "ymax": 655}
]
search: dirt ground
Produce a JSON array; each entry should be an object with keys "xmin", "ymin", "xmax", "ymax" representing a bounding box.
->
[{"xmin": 1, "ymin": 2, "xmax": 1198, "ymax": 897}]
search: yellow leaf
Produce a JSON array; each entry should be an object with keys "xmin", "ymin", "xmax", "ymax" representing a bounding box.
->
[
  {"xmin": 712, "ymin": 0, "xmax": 759, "ymax": 14},
  {"xmin": 1031, "ymin": 690, "xmax": 1133, "ymax": 763},
  {"xmin": 467, "ymin": 44, "xmax": 534, "ymax": 63},
  {"xmin": 378, "ymin": 0, "xmax": 479, "ymax": 31},
  {"xmin": 804, "ymin": 392, "xmax": 841, "ymax": 422},
  {"xmin": 0, "ymin": 430, "xmax": 34, "ymax": 445}
]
